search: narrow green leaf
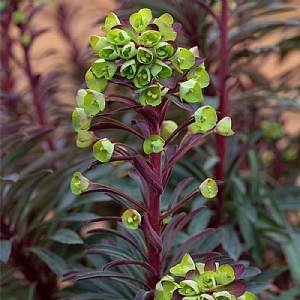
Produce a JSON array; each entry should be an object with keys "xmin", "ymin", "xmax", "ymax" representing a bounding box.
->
[
  {"xmin": 222, "ymin": 226, "xmax": 242, "ymax": 261},
  {"xmin": 48, "ymin": 228, "xmax": 84, "ymax": 244}
]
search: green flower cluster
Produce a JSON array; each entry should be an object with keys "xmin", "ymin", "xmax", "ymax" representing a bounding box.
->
[
  {"xmin": 155, "ymin": 254, "xmax": 257, "ymax": 300},
  {"xmin": 86, "ymin": 8, "xmax": 209, "ymax": 107}
]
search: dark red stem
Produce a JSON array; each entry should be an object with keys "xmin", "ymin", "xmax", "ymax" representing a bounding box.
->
[{"xmin": 215, "ymin": 0, "xmax": 229, "ymax": 221}]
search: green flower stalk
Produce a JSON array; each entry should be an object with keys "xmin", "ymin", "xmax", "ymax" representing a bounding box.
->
[
  {"xmin": 93, "ymin": 138, "xmax": 114, "ymax": 162},
  {"xmin": 199, "ymin": 178, "xmax": 218, "ymax": 198},
  {"xmin": 139, "ymin": 84, "xmax": 162, "ymax": 106},
  {"xmin": 143, "ymin": 135, "xmax": 165, "ymax": 154},
  {"xmin": 122, "ymin": 209, "xmax": 141, "ymax": 230},
  {"xmin": 70, "ymin": 172, "xmax": 91, "ymax": 195}
]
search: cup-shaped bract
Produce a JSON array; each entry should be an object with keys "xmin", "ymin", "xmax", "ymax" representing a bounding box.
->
[
  {"xmin": 133, "ymin": 65, "xmax": 152, "ymax": 88},
  {"xmin": 72, "ymin": 108, "xmax": 92, "ymax": 132},
  {"xmin": 171, "ymin": 48, "xmax": 195, "ymax": 73},
  {"xmin": 155, "ymin": 276, "xmax": 180, "ymax": 300},
  {"xmin": 237, "ymin": 291, "xmax": 258, "ymax": 300},
  {"xmin": 153, "ymin": 14, "xmax": 176, "ymax": 42},
  {"xmin": 193, "ymin": 105, "xmax": 217, "ymax": 133},
  {"xmin": 216, "ymin": 117, "xmax": 234, "ymax": 136},
  {"xmin": 161, "ymin": 120, "xmax": 178, "ymax": 140},
  {"xmin": 179, "ymin": 79, "xmax": 203, "ymax": 103},
  {"xmin": 178, "ymin": 280, "xmax": 200, "ymax": 296},
  {"xmin": 153, "ymin": 42, "xmax": 174, "ymax": 59},
  {"xmin": 198, "ymin": 271, "xmax": 219, "ymax": 292},
  {"xmin": 139, "ymin": 30, "xmax": 161, "ymax": 47},
  {"xmin": 137, "ymin": 47, "xmax": 155, "ymax": 64},
  {"xmin": 121, "ymin": 209, "xmax": 141, "ymax": 230},
  {"xmin": 140, "ymin": 84, "xmax": 162, "ymax": 107},
  {"xmin": 199, "ymin": 178, "xmax": 218, "ymax": 198},
  {"xmin": 217, "ymin": 265, "xmax": 235, "ymax": 285},
  {"xmin": 129, "ymin": 8, "xmax": 152, "ymax": 33},
  {"xmin": 85, "ymin": 68, "xmax": 108, "ymax": 92},
  {"xmin": 76, "ymin": 130, "xmax": 95, "ymax": 148},
  {"xmin": 90, "ymin": 36, "xmax": 109, "ymax": 54},
  {"xmin": 101, "ymin": 12, "xmax": 120, "ymax": 33},
  {"xmin": 213, "ymin": 291, "xmax": 233, "ymax": 300},
  {"xmin": 187, "ymin": 63, "xmax": 210, "ymax": 88},
  {"xmin": 199, "ymin": 294, "xmax": 215, "ymax": 300},
  {"xmin": 76, "ymin": 89, "xmax": 105, "ymax": 116},
  {"xmin": 107, "ymin": 28, "xmax": 130, "ymax": 45},
  {"xmin": 143, "ymin": 135, "xmax": 165, "ymax": 154},
  {"xmin": 120, "ymin": 59, "xmax": 137, "ymax": 79},
  {"xmin": 120, "ymin": 42, "xmax": 137, "ymax": 59},
  {"xmin": 91, "ymin": 59, "xmax": 117, "ymax": 80},
  {"xmin": 99, "ymin": 44, "xmax": 120, "ymax": 60},
  {"xmin": 151, "ymin": 60, "xmax": 172, "ymax": 80},
  {"xmin": 170, "ymin": 253, "xmax": 195, "ymax": 277},
  {"xmin": 70, "ymin": 172, "xmax": 91, "ymax": 195},
  {"xmin": 93, "ymin": 138, "xmax": 114, "ymax": 162}
]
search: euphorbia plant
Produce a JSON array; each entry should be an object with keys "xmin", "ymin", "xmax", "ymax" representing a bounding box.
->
[{"xmin": 65, "ymin": 8, "xmax": 257, "ymax": 300}]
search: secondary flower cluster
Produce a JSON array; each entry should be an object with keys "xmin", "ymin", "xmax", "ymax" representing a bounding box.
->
[{"xmin": 155, "ymin": 254, "xmax": 257, "ymax": 300}]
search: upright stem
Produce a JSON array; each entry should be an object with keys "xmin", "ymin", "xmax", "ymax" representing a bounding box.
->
[{"xmin": 216, "ymin": 0, "xmax": 229, "ymax": 220}]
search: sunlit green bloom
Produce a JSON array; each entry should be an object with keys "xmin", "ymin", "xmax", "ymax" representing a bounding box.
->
[
  {"xmin": 139, "ymin": 84, "xmax": 162, "ymax": 107},
  {"xmin": 139, "ymin": 30, "xmax": 161, "ymax": 47},
  {"xmin": 161, "ymin": 120, "xmax": 178, "ymax": 140},
  {"xmin": 85, "ymin": 68, "xmax": 107, "ymax": 92},
  {"xmin": 199, "ymin": 178, "xmax": 218, "ymax": 198},
  {"xmin": 70, "ymin": 172, "xmax": 90, "ymax": 195},
  {"xmin": 90, "ymin": 36, "xmax": 109, "ymax": 54},
  {"xmin": 193, "ymin": 105, "xmax": 217, "ymax": 133},
  {"xmin": 137, "ymin": 47, "xmax": 155, "ymax": 64},
  {"xmin": 180, "ymin": 79, "xmax": 203, "ymax": 103},
  {"xmin": 76, "ymin": 130, "xmax": 95, "ymax": 148},
  {"xmin": 120, "ymin": 59, "xmax": 137, "ymax": 79},
  {"xmin": 153, "ymin": 14, "xmax": 176, "ymax": 41},
  {"xmin": 216, "ymin": 117, "xmax": 234, "ymax": 136},
  {"xmin": 171, "ymin": 48, "xmax": 195, "ymax": 73},
  {"xmin": 91, "ymin": 59, "xmax": 117, "ymax": 80},
  {"xmin": 72, "ymin": 108, "xmax": 92, "ymax": 132},
  {"xmin": 93, "ymin": 138, "xmax": 114, "ymax": 162},
  {"xmin": 187, "ymin": 63, "xmax": 210, "ymax": 88},
  {"xmin": 76, "ymin": 89, "xmax": 105, "ymax": 115},
  {"xmin": 170, "ymin": 253, "xmax": 195, "ymax": 277},
  {"xmin": 107, "ymin": 28, "xmax": 130, "ymax": 45},
  {"xmin": 198, "ymin": 271, "xmax": 219, "ymax": 292},
  {"xmin": 99, "ymin": 44, "xmax": 120, "ymax": 60},
  {"xmin": 133, "ymin": 65, "xmax": 151, "ymax": 88},
  {"xmin": 143, "ymin": 135, "xmax": 165, "ymax": 154},
  {"xmin": 121, "ymin": 209, "xmax": 141, "ymax": 230},
  {"xmin": 151, "ymin": 60, "xmax": 172, "ymax": 80},
  {"xmin": 217, "ymin": 264, "xmax": 235, "ymax": 285},
  {"xmin": 155, "ymin": 276, "xmax": 180, "ymax": 300},
  {"xmin": 129, "ymin": 8, "xmax": 152, "ymax": 33},
  {"xmin": 120, "ymin": 42, "xmax": 137, "ymax": 59},
  {"xmin": 153, "ymin": 42, "xmax": 174, "ymax": 59},
  {"xmin": 101, "ymin": 12, "xmax": 120, "ymax": 33}
]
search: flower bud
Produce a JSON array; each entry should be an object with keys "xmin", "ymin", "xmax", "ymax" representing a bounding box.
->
[
  {"xmin": 120, "ymin": 59, "xmax": 137, "ymax": 79},
  {"xmin": 70, "ymin": 172, "xmax": 91, "ymax": 195},
  {"xmin": 72, "ymin": 108, "xmax": 92, "ymax": 132},
  {"xmin": 137, "ymin": 47, "xmax": 155, "ymax": 64},
  {"xmin": 199, "ymin": 178, "xmax": 218, "ymax": 198},
  {"xmin": 216, "ymin": 117, "xmax": 234, "ymax": 136},
  {"xmin": 143, "ymin": 135, "xmax": 165, "ymax": 154},
  {"xmin": 161, "ymin": 120, "xmax": 178, "ymax": 140},
  {"xmin": 76, "ymin": 130, "xmax": 95, "ymax": 148},
  {"xmin": 93, "ymin": 138, "xmax": 114, "ymax": 162}
]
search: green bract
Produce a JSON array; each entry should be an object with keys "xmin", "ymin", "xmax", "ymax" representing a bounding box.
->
[
  {"xmin": 199, "ymin": 178, "xmax": 218, "ymax": 198},
  {"xmin": 70, "ymin": 172, "xmax": 90, "ymax": 195},
  {"xmin": 91, "ymin": 59, "xmax": 117, "ymax": 80},
  {"xmin": 213, "ymin": 291, "xmax": 233, "ymax": 299},
  {"xmin": 134, "ymin": 65, "xmax": 151, "ymax": 88},
  {"xmin": 151, "ymin": 60, "xmax": 172, "ymax": 80},
  {"xmin": 121, "ymin": 209, "xmax": 141, "ymax": 230},
  {"xmin": 120, "ymin": 59, "xmax": 137, "ymax": 79},
  {"xmin": 198, "ymin": 271, "xmax": 219, "ymax": 292},
  {"xmin": 139, "ymin": 30, "xmax": 161, "ymax": 47},
  {"xmin": 90, "ymin": 36, "xmax": 109, "ymax": 54},
  {"xmin": 143, "ymin": 135, "xmax": 165, "ymax": 154},
  {"xmin": 76, "ymin": 89, "xmax": 105, "ymax": 115},
  {"xmin": 170, "ymin": 253, "xmax": 195, "ymax": 277},
  {"xmin": 161, "ymin": 120, "xmax": 178, "ymax": 140},
  {"xmin": 153, "ymin": 14, "xmax": 176, "ymax": 41},
  {"xmin": 129, "ymin": 8, "xmax": 152, "ymax": 33},
  {"xmin": 171, "ymin": 48, "xmax": 195, "ymax": 73},
  {"xmin": 217, "ymin": 264, "xmax": 235, "ymax": 285},
  {"xmin": 120, "ymin": 42, "xmax": 137, "ymax": 59},
  {"xmin": 85, "ymin": 68, "xmax": 107, "ymax": 92},
  {"xmin": 237, "ymin": 292, "xmax": 258, "ymax": 300},
  {"xmin": 139, "ymin": 84, "xmax": 162, "ymax": 107},
  {"xmin": 153, "ymin": 42, "xmax": 174, "ymax": 59},
  {"xmin": 99, "ymin": 44, "xmax": 120, "ymax": 60},
  {"xmin": 101, "ymin": 12, "xmax": 120, "ymax": 33},
  {"xmin": 187, "ymin": 63, "xmax": 210, "ymax": 88},
  {"xmin": 76, "ymin": 130, "xmax": 95, "ymax": 148},
  {"xmin": 72, "ymin": 108, "xmax": 92, "ymax": 132},
  {"xmin": 180, "ymin": 79, "xmax": 203, "ymax": 103},
  {"xmin": 179, "ymin": 280, "xmax": 200, "ymax": 296},
  {"xmin": 137, "ymin": 47, "xmax": 155, "ymax": 64},
  {"xmin": 93, "ymin": 138, "xmax": 114, "ymax": 162},
  {"xmin": 107, "ymin": 28, "xmax": 130, "ymax": 45},
  {"xmin": 216, "ymin": 117, "xmax": 234, "ymax": 136},
  {"xmin": 193, "ymin": 105, "xmax": 217, "ymax": 133}
]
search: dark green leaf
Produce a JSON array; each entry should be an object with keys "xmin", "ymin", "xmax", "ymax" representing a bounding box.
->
[
  {"xmin": 0, "ymin": 239, "xmax": 12, "ymax": 263},
  {"xmin": 48, "ymin": 228, "xmax": 84, "ymax": 244}
]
